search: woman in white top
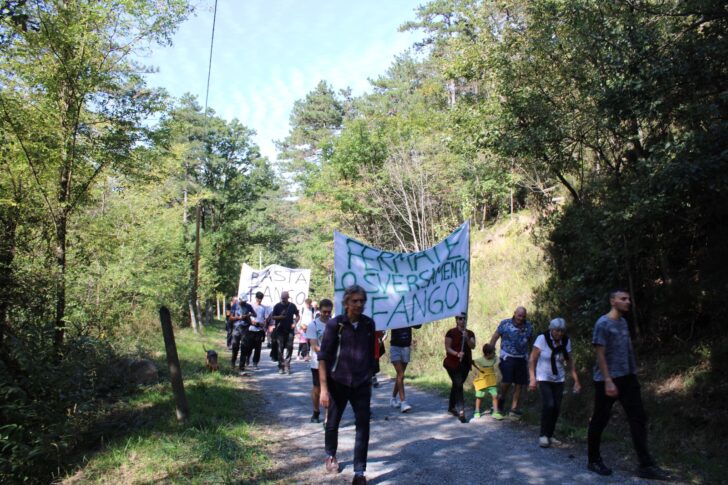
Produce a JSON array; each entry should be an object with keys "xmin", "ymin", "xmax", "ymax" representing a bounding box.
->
[{"xmin": 528, "ymin": 318, "xmax": 581, "ymax": 448}]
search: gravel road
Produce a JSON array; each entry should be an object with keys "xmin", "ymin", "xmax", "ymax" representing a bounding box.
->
[{"xmin": 243, "ymin": 350, "xmax": 676, "ymax": 484}]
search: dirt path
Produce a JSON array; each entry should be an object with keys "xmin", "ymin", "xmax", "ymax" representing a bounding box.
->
[{"xmin": 239, "ymin": 348, "xmax": 672, "ymax": 484}]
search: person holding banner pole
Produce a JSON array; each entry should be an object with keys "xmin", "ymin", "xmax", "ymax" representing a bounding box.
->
[
  {"xmin": 443, "ymin": 312, "xmax": 476, "ymax": 423},
  {"xmin": 271, "ymin": 291, "xmax": 300, "ymax": 375},
  {"xmin": 318, "ymin": 285, "xmax": 376, "ymax": 484}
]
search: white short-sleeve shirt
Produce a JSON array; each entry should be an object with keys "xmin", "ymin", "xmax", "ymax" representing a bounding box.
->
[
  {"xmin": 305, "ymin": 317, "xmax": 327, "ymax": 369},
  {"xmin": 534, "ymin": 333, "xmax": 572, "ymax": 382}
]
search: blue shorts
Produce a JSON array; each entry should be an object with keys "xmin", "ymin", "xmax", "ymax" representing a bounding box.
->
[{"xmin": 499, "ymin": 357, "xmax": 528, "ymax": 385}]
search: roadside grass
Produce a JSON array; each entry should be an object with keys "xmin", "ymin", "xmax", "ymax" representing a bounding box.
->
[
  {"xmin": 391, "ymin": 213, "xmax": 724, "ymax": 484},
  {"xmin": 60, "ymin": 320, "xmax": 272, "ymax": 484}
]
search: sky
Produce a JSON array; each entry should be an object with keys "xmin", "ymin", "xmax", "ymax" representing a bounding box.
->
[{"xmin": 140, "ymin": 0, "xmax": 425, "ymax": 162}]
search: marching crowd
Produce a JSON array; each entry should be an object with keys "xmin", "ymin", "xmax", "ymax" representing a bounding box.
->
[{"xmin": 225, "ymin": 286, "xmax": 671, "ymax": 484}]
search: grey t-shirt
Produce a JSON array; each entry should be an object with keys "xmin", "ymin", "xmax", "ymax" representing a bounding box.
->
[{"xmin": 592, "ymin": 314, "xmax": 637, "ymax": 381}]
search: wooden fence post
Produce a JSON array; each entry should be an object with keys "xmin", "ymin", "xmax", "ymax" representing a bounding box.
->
[{"xmin": 159, "ymin": 306, "xmax": 190, "ymax": 422}]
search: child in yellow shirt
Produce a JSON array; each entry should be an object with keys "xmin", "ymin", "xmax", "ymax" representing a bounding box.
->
[{"xmin": 472, "ymin": 344, "xmax": 503, "ymax": 419}]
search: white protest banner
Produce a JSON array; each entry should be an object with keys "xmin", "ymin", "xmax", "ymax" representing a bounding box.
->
[
  {"xmin": 334, "ymin": 221, "xmax": 470, "ymax": 330},
  {"xmin": 238, "ymin": 264, "xmax": 311, "ymax": 307}
]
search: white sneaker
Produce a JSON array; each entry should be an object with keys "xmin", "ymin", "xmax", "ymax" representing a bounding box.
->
[
  {"xmin": 400, "ymin": 401, "xmax": 412, "ymax": 413},
  {"xmin": 549, "ymin": 436, "xmax": 562, "ymax": 446},
  {"xmin": 390, "ymin": 397, "xmax": 400, "ymax": 408},
  {"xmin": 539, "ymin": 436, "xmax": 550, "ymax": 448}
]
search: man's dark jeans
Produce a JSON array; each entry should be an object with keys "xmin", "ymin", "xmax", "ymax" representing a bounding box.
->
[
  {"xmin": 538, "ymin": 381, "xmax": 564, "ymax": 438},
  {"xmin": 445, "ymin": 364, "xmax": 470, "ymax": 413},
  {"xmin": 225, "ymin": 319, "xmax": 233, "ymax": 348},
  {"xmin": 249, "ymin": 330, "xmax": 264, "ymax": 365},
  {"xmin": 587, "ymin": 374, "xmax": 654, "ymax": 467},
  {"xmin": 231, "ymin": 327, "xmax": 254, "ymax": 370},
  {"xmin": 275, "ymin": 331, "xmax": 294, "ymax": 370},
  {"xmin": 325, "ymin": 378, "xmax": 371, "ymax": 474}
]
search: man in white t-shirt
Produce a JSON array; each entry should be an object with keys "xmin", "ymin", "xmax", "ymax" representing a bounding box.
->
[
  {"xmin": 248, "ymin": 291, "xmax": 271, "ymax": 370},
  {"xmin": 305, "ymin": 298, "xmax": 332, "ymax": 423},
  {"xmin": 300, "ymin": 298, "xmax": 316, "ymax": 326}
]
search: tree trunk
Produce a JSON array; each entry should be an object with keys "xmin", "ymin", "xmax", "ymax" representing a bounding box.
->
[
  {"xmin": 0, "ymin": 201, "xmax": 19, "ymax": 348},
  {"xmin": 54, "ymin": 73, "xmax": 80, "ymax": 349},
  {"xmin": 194, "ymin": 202, "xmax": 201, "ymax": 302},
  {"xmin": 624, "ymin": 234, "xmax": 641, "ymax": 340},
  {"xmin": 196, "ymin": 299, "xmax": 204, "ymax": 329},
  {"xmin": 55, "ymin": 152, "xmax": 72, "ymax": 350},
  {"xmin": 188, "ymin": 202, "xmax": 202, "ymax": 330},
  {"xmin": 188, "ymin": 301, "xmax": 198, "ymax": 334},
  {"xmin": 54, "ymin": 215, "xmax": 67, "ymax": 349},
  {"xmin": 205, "ymin": 299, "xmax": 213, "ymax": 324}
]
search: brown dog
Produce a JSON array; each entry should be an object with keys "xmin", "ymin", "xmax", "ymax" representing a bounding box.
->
[{"xmin": 204, "ymin": 346, "xmax": 219, "ymax": 372}]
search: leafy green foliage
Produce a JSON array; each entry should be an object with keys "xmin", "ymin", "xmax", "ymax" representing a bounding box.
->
[
  {"xmin": 157, "ymin": 95, "xmax": 283, "ymax": 300},
  {"xmin": 399, "ymin": 0, "xmax": 728, "ymax": 342},
  {"xmin": 0, "ymin": 1, "xmax": 287, "ymax": 481},
  {"xmin": 275, "ymin": 80, "xmax": 348, "ymax": 188}
]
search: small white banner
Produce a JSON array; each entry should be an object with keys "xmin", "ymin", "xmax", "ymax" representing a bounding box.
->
[
  {"xmin": 238, "ymin": 264, "xmax": 311, "ymax": 307},
  {"xmin": 334, "ymin": 221, "xmax": 470, "ymax": 330}
]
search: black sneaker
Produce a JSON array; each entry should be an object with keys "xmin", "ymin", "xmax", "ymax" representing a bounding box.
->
[
  {"xmin": 637, "ymin": 465, "xmax": 670, "ymax": 481},
  {"xmin": 588, "ymin": 461, "xmax": 613, "ymax": 476},
  {"xmin": 310, "ymin": 414, "xmax": 320, "ymax": 423},
  {"xmin": 458, "ymin": 413, "xmax": 467, "ymax": 423}
]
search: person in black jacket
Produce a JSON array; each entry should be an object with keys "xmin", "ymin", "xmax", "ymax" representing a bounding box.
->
[
  {"xmin": 318, "ymin": 285, "xmax": 376, "ymax": 485},
  {"xmin": 271, "ymin": 291, "xmax": 300, "ymax": 374},
  {"xmin": 230, "ymin": 298, "xmax": 256, "ymax": 374}
]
